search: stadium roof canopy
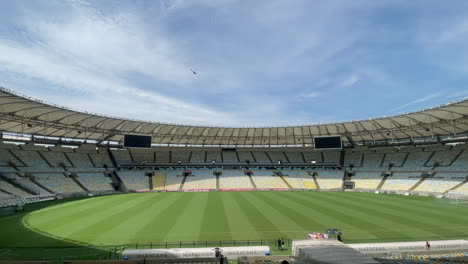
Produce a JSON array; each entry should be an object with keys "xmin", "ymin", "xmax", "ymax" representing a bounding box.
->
[{"xmin": 0, "ymin": 86, "xmax": 467, "ymax": 146}]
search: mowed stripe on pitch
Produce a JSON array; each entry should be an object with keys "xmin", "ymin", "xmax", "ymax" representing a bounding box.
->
[
  {"xmin": 240, "ymin": 192, "xmax": 300, "ymax": 239},
  {"xmin": 222, "ymin": 192, "xmax": 262, "ymax": 240},
  {"xmin": 161, "ymin": 192, "xmax": 209, "ymax": 242},
  {"xmin": 330, "ymin": 192, "xmax": 468, "ymax": 237},
  {"xmin": 26, "ymin": 195, "xmax": 131, "ymax": 228},
  {"xmin": 21, "ymin": 192, "xmax": 468, "ymax": 246},
  {"xmin": 60, "ymin": 194, "xmax": 158, "ymax": 243},
  {"xmin": 231, "ymin": 192, "xmax": 286, "ymax": 239},
  {"xmin": 312, "ymin": 192, "xmax": 437, "ymax": 239},
  {"xmin": 26, "ymin": 194, "xmax": 141, "ymax": 236},
  {"xmin": 283, "ymin": 192, "xmax": 380, "ymax": 239},
  {"xmin": 199, "ymin": 192, "xmax": 233, "ymax": 241},
  {"xmin": 91, "ymin": 193, "xmax": 180, "ymax": 244}
]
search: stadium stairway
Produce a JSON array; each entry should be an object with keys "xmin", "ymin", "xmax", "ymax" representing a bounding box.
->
[
  {"xmin": 68, "ymin": 173, "xmax": 89, "ymax": 192},
  {"xmin": 409, "ymin": 173, "xmax": 430, "ymax": 191},
  {"xmin": 216, "ymin": 173, "xmax": 220, "ymax": 189},
  {"xmin": 110, "ymin": 171, "xmax": 128, "ymax": 192},
  {"xmin": 148, "ymin": 175, "xmax": 153, "ymax": 190},
  {"xmin": 448, "ymin": 149, "xmax": 465, "ymax": 166},
  {"xmin": 29, "ymin": 175, "xmax": 55, "ymax": 194},
  {"xmin": 0, "ymin": 173, "xmax": 37, "ymax": 195},
  {"xmin": 247, "ymin": 172, "xmax": 258, "ymax": 189},
  {"xmin": 312, "ymin": 174, "xmax": 320, "ymax": 190},
  {"xmin": 444, "ymin": 178, "xmax": 468, "ymax": 195},
  {"xmin": 178, "ymin": 174, "xmax": 188, "ymax": 191},
  {"xmin": 276, "ymin": 171, "xmax": 293, "ymax": 189},
  {"xmin": 376, "ymin": 174, "xmax": 389, "ymax": 190},
  {"xmin": 152, "ymin": 173, "xmax": 166, "ymax": 191}
]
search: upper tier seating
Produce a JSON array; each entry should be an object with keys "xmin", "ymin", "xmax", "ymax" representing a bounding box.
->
[
  {"xmin": 41, "ymin": 151, "xmax": 73, "ymax": 167},
  {"xmin": 171, "ymin": 151, "xmax": 191, "ymax": 163},
  {"xmin": 206, "ymin": 151, "xmax": 222, "ymax": 163},
  {"xmin": 448, "ymin": 150, "xmax": 468, "ymax": 171},
  {"xmin": 222, "ymin": 151, "xmax": 239, "ymax": 163},
  {"xmin": 237, "ymin": 151, "xmax": 254, "ymax": 163},
  {"xmin": 155, "ymin": 151, "xmax": 170, "ymax": 163},
  {"xmin": 267, "ymin": 152, "xmax": 288, "ymax": 163},
  {"xmin": 284, "ymin": 152, "xmax": 304, "ymax": 163},
  {"xmin": 252, "ymin": 152, "xmax": 271, "ymax": 163},
  {"xmin": 392, "ymin": 151, "xmax": 432, "ymax": 171},
  {"xmin": 219, "ymin": 170, "xmax": 253, "ymax": 189},
  {"xmin": 344, "ymin": 152, "xmax": 362, "ymax": 167},
  {"xmin": 382, "ymin": 152, "xmax": 407, "ymax": 167},
  {"xmin": 66, "ymin": 152, "xmax": 94, "ymax": 168},
  {"xmin": 131, "ymin": 149, "xmax": 154, "ymax": 163},
  {"xmin": 190, "ymin": 152, "xmax": 206, "ymax": 163},
  {"xmin": 323, "ymin": 151, "xmax": 340, "ymax": 164},
  {"xmin": 302, "ymin": 152, "xmax": 322, "ymax": 163},
  {"xmin": 111, "ymin": 149, "xmax": 133, "ymax": 165},
  {"xmin": 89, "ymin": 152, "xmax": 113, "ymax": 167},
  {"xmin": 361, "ymin": 153, "xmax": 385, "ymax": 169},
  {"xmin": 11, "ymin": 150, "xmax": 49, "ymax": 168},
  {"xmin": 0, "ymin": 148, "xmax": 23, "ymax": 167},
  {"xmin": 427, "ymin": 150, "xmax": 462, "ymax": 166}
]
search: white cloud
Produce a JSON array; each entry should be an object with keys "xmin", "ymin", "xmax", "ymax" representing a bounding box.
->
[
  {"xmin": 340, "ymin": 75, "xmax": 360, "ymax": 87},
  {"xmin": 392, "ymin": 92, "xmax": 443, "ymax": 112}
]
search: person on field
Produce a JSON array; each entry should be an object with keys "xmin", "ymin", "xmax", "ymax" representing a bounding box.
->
[
  {"xmin": 281, "ymin": 239, "xmax": 285, "ymax": 251},
  {"xmin": 277, "ymin": 238, "xmax": 281, "ymax": 250},
  {"xmin": 425, "ymin": 241, "xmax": 430, "ymax": 250}
]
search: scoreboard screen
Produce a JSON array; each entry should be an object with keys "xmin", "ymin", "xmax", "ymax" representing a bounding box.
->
[
  {"xmin": 123, "ymin": 134, "xmax": 152, "ymax": 148},
  {"xmin": 314, "ymin": 136, "xmax": 342, "ymax": 149}
]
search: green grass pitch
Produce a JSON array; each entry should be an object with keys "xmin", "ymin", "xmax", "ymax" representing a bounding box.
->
[{"xmin": 0, "ymin": 191, "xmax": 468, "ymax": 260}]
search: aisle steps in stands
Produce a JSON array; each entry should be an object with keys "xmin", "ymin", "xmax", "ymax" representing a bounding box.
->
[
  {"xmin": 424, "ymin": 151, "xmax": 436, "ymax": 167},
  {"xmin": 312, "ymin": 174, "xmax": 320, "ymax": 190},
  {"xmin": 69, "ymin": 173, "xmax": 89, "ymax": 192},
  {"xmin": 247, "ymin": 172, "xmax": 258, "ymax": 189},
  {"xmin": 216, "ymin": 174, "xmax": 220, "ymax": 189},
  {"xmin": 178, "ymin": 174, "xmax": 188, "ymax": 191},
  {"xmin": 448, "ymin": 149, "xmax": 465, "ymax": 166},
  {"xmin": 37, "ymin": 152, "xmax": 54, "ymax": 167},
  {"xmin": 376, "ymin": 173, "xmax": 390, "ymax": 190},
  {"xmin": 107, "ymin": 149, "xmax": 118, "ymax": 167},
  {"xmin": 8, "ymin": 149, "xmax": 27, "ymax": 167},
  {"xmin": 276, "ymin": 171, "xmax": 293, "ymax": 189},
  {"xmin": 29, "ymin": 175, "xmax": 55, "ymax": 194},
  {"xmin": 148, "ymin": 175, "xmax": 153, "ymax": 190},
  {"xmin": 152, "ymin": 173, "xmax": 166, "ymax": 190},
  {"xmin": 445, "ymin": 178, "xmax": 468, "ymax": 194},
  {"xmin": 409, "ymin": 172, "xmax": 430, "ymax": 191},
  {"xmin": 110, "ymin": 172, "xmax": 127, "ymax": 192},
  {"xmin": 0, "ymin": 173, "xmax": 37, "ymax": 195}
]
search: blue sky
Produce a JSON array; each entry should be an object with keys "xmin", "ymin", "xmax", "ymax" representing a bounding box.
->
[{"xmin": 0, "ymin": 0, "xmax": 467, "ymax": 126}]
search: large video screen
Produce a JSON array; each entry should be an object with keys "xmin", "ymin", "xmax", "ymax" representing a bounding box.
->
[
  {"xmin": 314, "ymin": 136, "xmax": 342, "ymax": 149},
  {"xmin": 123, "ymin": 134, "xmax": 152, "ymax": 148}
]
